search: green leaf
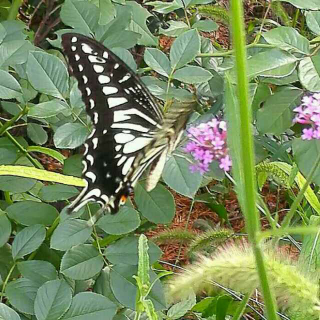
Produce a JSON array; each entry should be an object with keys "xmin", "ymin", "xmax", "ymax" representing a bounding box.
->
[
  {"xmin": 306, "ymin": 11, "xmax": 320, "ymax": 35},
  {"xmin": 144, "ymin": 48, "xmax": 171, "ymax": 77},
  {"xmin": 54, "ymin": 123, "xmax": 89, "ymax": 149},
  {"xmin": 6, "ymin": 201, "xmax": 59, "ymax": 226},
  {"xmin": 27, "ymin": 123, "xmax": 48, "ymax": 145},
  {"xmin": 0, "ymin": 303, "xmax": 21, "ymax": 320},
  {"xmin": 159, "ymin": 21, "xmax": 189, "ymax": 37},
  {"xmin": 28, "ymin": 100, "xmax": 68, "ymax": 118},
  {"xmin": 104, "ymin": 31, "xmax": 140, "ymax": 50},
  {"xmin": 27, "ymin": 146, "xmax": 66, "ymax": 164},
  {"xmin": 162, "ymin": 155, "xmax": 202, "ymax": 197},
  {"xmin": 137, "ymin": 234, "xmax": 150, "ymax": 292},
  {"xmin": 34, "ymin": 279, "xmax": 72, "ymax": 320},
  {"xmin": 0, "ymin": 40, "xmax": 33, "ymax": 68},
  {"xmin": 126, "ymin": 2, "xmax": 158, "ymax": 46},
  {"xmin": 0, "ymin": 70, "xmax": 22, "ymax": 99},
  {"xmin": 60, "ymin": 0, "xmax": 99, "ymax": 34},
  {"xmin": 134, "ymin": 182, "xmax": 175, "ymax": 224},
  {"xmin": 256, "ymin": 87, "xmax": 302, "ymax": 135},
  {"xmin": 298, "ymin": 55, "xmax": 320, "ymax": 92},
  {"xmin": 97, "ymin": 206, "xmax": 140, "ymax": 235},
  {"xmin": 170, "ymin": 29, "xmax": 200, "ymax": 69},
  {"xmin": 173, "ymin": 66, "xmax": 213, "ymax": 84},
  {"xmin": 39, "ymin": 184, "xmax": 79, "ymax": 202},
  {"xmin": 262, "ymin": 26, "xmax": 310, "ymax": 54},
  {"xmin": 148, "ymin": 0, "xmax": 182, "ymax": 14},
  {"xmin": 61, "ymin": 292, "xmax": 117, "ymax": 320},
  {"xmin": 26, "ymin": 51, "xmax": 69, "ymax": 99},
  {"xmin": 0, "ymin": 148, "xmax": 17, "ymax": 165},
  {"xmin": 110, "ymin": 265, "xmax": 166, "ymax": 310},
  {"xmin": 111, "ymin": 48, "xmax": 137, "ymax": 71},
  {"xmin": 278, "ymin": 0, "xmax": 320, "ymax": 9},
  {"xmin": 5, "ymin": 278, "xmax": 39, "ymax": 315},
  {"xmin": 63, "ymin": 154, "xmax": 83, "ymax": 177},
  {"xmin": 105, "ymin": 235, "xmax": 162, "ymax": 265},
  {"xmin": 51, "ymin": 219, "xmax": 92, "ymax": 251},
  {"xmin": 0, "ymin": 176, "xmax": 36, "ymax": 193},
  {"xmin": 293, "ymin": 139, "xmax": 320, "ymax": 185},
  {"xmin": 246, "ymin": 48, "xmax": 297, "ymax": 79},
  {"xmin": 94, "ymin": 267, "xmax": 119, "ymax": 304},
  {"xmin": 1, "ymin": 21, "xmax": 26, "ymax": 42},
  {"xmin": 12, "ymin": 224, "xmax": 46, "ymax": 260},
  {"xmin": 0, "ymin": 210, "xmax": 11, "ymax": 247},
  {"xmin": 192, "ymin": 20, "xmax": 218, "ymax": 32},
  {"xmin": 60, "ymin": 244, "xmax": 104, "ymax": 280},
  {"xmin": 18, "ymin": 260, "xmax": 58, "ymax": 286},
  {"xmin": 168, "ymin": 293, "xmax": 196, "ymax": 319}
]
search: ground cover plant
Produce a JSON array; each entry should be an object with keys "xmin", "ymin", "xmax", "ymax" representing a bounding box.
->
[{"xmin": 0, "ymin": 0, "xmax": 320, "ymax": 319}]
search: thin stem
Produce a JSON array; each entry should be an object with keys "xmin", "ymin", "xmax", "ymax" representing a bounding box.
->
[
  {"xmin": 0, "ymin": 262, "xmax": 17, "ymax": 301},
  {"xmin": 0, "ymin": 105, "xmax": 28, "ymax": 136},
  {"xmin": 229, "ymin": 0, "xmax": 278, "ymax": 318}
]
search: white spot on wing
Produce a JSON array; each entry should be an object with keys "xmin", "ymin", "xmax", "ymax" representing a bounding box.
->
[
  {"xmin": 111, "ymin": 123, "xmax": 149, "ymax": 132},
  {"xmin": 75, "ymin": 54, "xmax": 80, "ymax": 61},
  {"xmin": 86, "ymin": 154, "xmax": 94, "ymax": 165},
  {"xmin": 92, "ymin": 137, "xmax": 98, "ymax": 149},
  {"xmin": 82, "ymin": 160, "xmax": 87, "ymax": 173},
  {"xmin": 98, "ymin": 75, "xmax": 110, "ymax": 84},
  {"xmin": 93, "ymin": 112, "xmax": 99, "ymax": 124},
  {"xmin": 71, "ymin": 37, "xmax": 77, "ymax": 43},
  {"xmin": 113, "ymin": 110, "xmax": 131, "ymax": 122},
  {"xmin": 122, "ymin": 157, "xmax": 135, "ymax": 175},
  {"xmin": 88, "ymin": 128, "xmax": 96, "ymax": 139},
  {"xmin": 114, "ymin": 63, "xmax": 119, "ymax": 69},
  {"xmin": 103, "ymin": 129, "xmax": 108, "ymax": 134},
  {"xmin": 88, "ymin": 55, "xmax": 105, "ymax": 63},
  {"xmin": 86, "ymin": 87, "xmax": 91, "ymax": 96},
  {"xmin": 93, "ymin": 65, "xmax": 104, "ymax": 73},
  {"xmin": 82, "ymin": 75, "xmax": 88, "ymax": 84},
  {"xmin": 84, "ymin": 143, "xmax": 89, "ymax": 155},
  {"xmin": 123, "ymin": 137, "xmax": 152, "ymax": 153},
  {"xmin": 115, "ymin": 145, "xmax": 121, "ymax": 152},
  {"xmin": 89, "ymin": 99, "xmax": 95, "ymax": 109},
  {"xmin": 81, "ymin": 43, "xmax": 93, "ymax": 54},
  {"xmin": 78, "ymin": 65, "xmax": 83, "ymax": 72},
  {"xmin": 101, "ymin": 194, "xmax": 109, "ymax": 203},
  {"xmin": 114, "ymin": 133, "xmax": 135, "ymax": 143},
  {"xmin": 85, "ymin": 171, "xmax": 97, "ymax": 182},
  {"xmin": 71, "ymin": 46, "xmax": 76, "ymax": 51},
  {"xmin": 108, "ymin": 97, "xmax": 128, "ymax": 108},
  {"xmin": 103, "ymin": 86, "xmax": 118, "ymax": 95},
  {"xmin": 117, "ymin": 156, "xmax": 127, "ymax": 166},
  {"xmin": 103, "ymin": 51, "xmax": 109, "ymax": 59},
  {"xmin": 119, "ymin": 74, "xmax": 131, "ymax": 83},
  {"xmin": 82, "ymin": 188, "xmax": 101, "ymax": 201}
]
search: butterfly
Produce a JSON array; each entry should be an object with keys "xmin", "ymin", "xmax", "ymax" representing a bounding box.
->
[{"xmin": 61, "ymin": 33, "xmax": 195, "ymax": 214}]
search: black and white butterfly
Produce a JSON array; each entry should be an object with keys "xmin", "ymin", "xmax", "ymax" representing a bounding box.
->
[{"xmin": 62, "ymin": 33, "xmax": 195, "ymax": 214}]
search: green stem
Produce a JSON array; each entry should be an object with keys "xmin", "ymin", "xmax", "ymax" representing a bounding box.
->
[
  {"xmin": 233, "ymin": 291, "xmax": 254, "ymax": 320},
  {"xmin": 0, "ymin": 261, "xmax": 17, "ymax": 301},
  {"xmin": 7, "ymin": 0, "xmax": 23, "ymax": 20},
  {"xmin": 0, "ymin": 105, "xmax": 28, "ymax": 136},
  {"xmin": 229, "ymin": 0, "xmax": 278, "ymax": 319}
]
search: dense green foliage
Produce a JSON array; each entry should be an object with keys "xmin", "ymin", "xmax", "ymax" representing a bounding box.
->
[{"xmin": 1, "ymin": 0, "xmax": 320, "ymax": 319}]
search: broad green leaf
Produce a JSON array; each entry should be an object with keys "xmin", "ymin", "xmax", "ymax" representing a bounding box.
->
[
  {"xmin": 20, "ymin": 78, "xmax": 38, "ymax": 102},
  {"xmin": 293, "ymin": 139, "xmax": 320, "ymax": 185},
  {"xmin": 0, "ymin": 40, "xmax": 33, "ymax": 67},
  {"xmin": 27, "ymin": 51, "xmax": 69, "ymax": 99},
  {"xmin": 34, "ymin": 280, "xmax": 72, "ymax": 320},
  {"xmin": 94, "ymin": 267, "xmax": 119, "ymax": 304},
  {"xmin": 162, "ymin": 155, "xmax": 202, "ymax": 197},
  {"xmin": 97, "ymin": 206, "xmax": 140, "ymax": 235},
  {"xmin": 0, "ymin": 148, "xmax": 17, "ymax": 165},
  {"xmin": 147, "ymin": 0, "xmax": 182, "ymax": 14},
  {"xmin": 39, "ymin": 184, "xmax": 79, "ymax": 202},
  {"xmin": 170, "ymin": 29, "xmax": 200, "ymax": 69},
  {"xmin": 0, "ymin": 70, "xmax": 22, "ymax": 99},
  {"xmin": 1, "ymin": 21, "xmax": 26, "ymax": 42},
  {"xmin": 134, "ymin": 182, "xmax": 175, "ymax": 224},
  {"xmin": 61, "ymin": 292, "xmax": 117, "ymax": 320},
  {"xmin": 27, "ymin": 123, "xmax": 48, "ymax": 145},
  {"xmin": 110, "ymin": 265, "xmax": 166, "ymax": 310},
  {"xmin": 60, "ymin": 244, "xmax": 104, "ymax": 280},
  {"xmin": 262, "ymin": 27, "xmax": 310, "ymax": 54},
  {"xmin": 104, "ymin": 30, "xmax": 140, "ymax": 49},
  {"xmin": 63, "ymin": 154, "xmax": 83, "ymax": 177},
  {"xmin": 6, "ymin": 201, "xmax": 58, "ymax": 226},
  {"xmin": 12, "ymin": 224, "xmax": 46, "ymax": 260},
  {"xmin": 28, "ymin": 100, "xmax": 68, "ymax": 118},
  {"xmin": 54, "ymin": 123, "xmax": 89, "ymax": 149},
  {"xmin": 259, "ymin": 61, "xmax": 297, "ymax": 78},
  {"xmin": 256, "ymin": 87, "xmax": 302, "ymax": 134},
  {"xmin": 97, "ymin": 0, "xmax": 116, "ymax": 25},
  {"xmin": 144, "ymin": 48, "xmax": 171, "ymax": 77},
  {"xmin": 173, "ymin": 66, "xmax": 213, "ymax": 84},
  {"xmin": 0, "ymin": 176, "xmax": 36, "ymax": 193},
  {"xmin": 0, "ymin": 210, "xmax": 11, "ymax": 247},
  {"xmin": 60, "ymin": 0, "xmax": 99, "ymax": 34},
  {"xmin": 192, "ymin": 20, "xmax": 218, "ymax": 32},
  {"xmin": 0, "ymin": 303, "xmax": 21, "ymax": 320},
  {"xmin": 278, "ymin": 0, "xmax": 320, "ymax": 9},
  {"xmin": 18, "ymin": 260, "xmax": 57, "ymax": 286},
  {"xmin": 306, "ymin": 11, "xmax": 320, "ymax": 35},
  {"xmin": 246, "ymin": 48, "xmax": 297, "ymax": 79},
  {"xmin": 298, "ymin": 56, "xmax": 320, "ymax": 92},
  {"xmin": 159, "ymin": 21, "xmax": 189, "ymax": 37},
  {"xmin": 126, "ymin": 2, "xmax": 158, "ymax": 46},
  {"xmin": 50, "ymin": 219, "xmax": 92, "ymax": 251},
  {"xmin": 5, "ymin": 278, "xmax": 39, "ymax": 315},
  {"xmin": 105, "ymin": 235, "xmax": 162, "ymax": 265}
]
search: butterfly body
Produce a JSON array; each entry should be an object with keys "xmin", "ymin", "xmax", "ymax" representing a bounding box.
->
[{"xmin": 62, "ymin": 33, "xmax": 194, "ymax": 214}]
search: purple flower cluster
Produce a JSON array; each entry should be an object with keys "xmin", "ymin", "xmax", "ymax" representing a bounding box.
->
[
  {"xmin": 293, "ymin": 93, "xmax": 320, "ymax": 140},
  {"xmin": 184, "ymin": 119, "xmax": 232, "ymax": 174}
]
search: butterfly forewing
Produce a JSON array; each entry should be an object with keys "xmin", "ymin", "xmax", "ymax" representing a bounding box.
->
[{"xmin": 62, "ymin": 33, "xmax": 164, "ymax": 213}]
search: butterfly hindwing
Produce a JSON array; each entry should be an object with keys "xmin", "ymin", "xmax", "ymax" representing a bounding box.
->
[{"xmin": 62, "ymin": 33, "xmax": 164, "ymax": 213}]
